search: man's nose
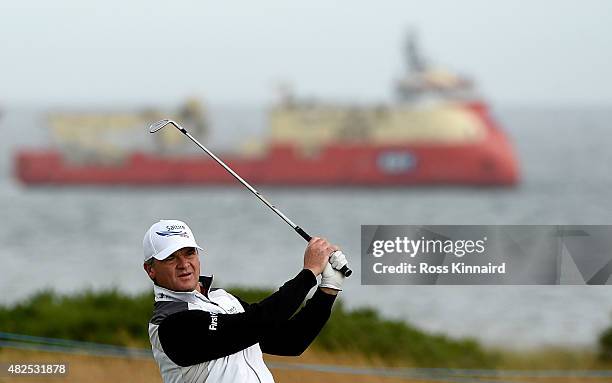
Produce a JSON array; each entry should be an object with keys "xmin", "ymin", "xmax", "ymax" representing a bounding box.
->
[{"xmin": 176, "ymin": 256, "xmax": 190, "ymax": 268}]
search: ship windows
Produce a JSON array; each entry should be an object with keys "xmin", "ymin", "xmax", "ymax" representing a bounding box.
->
[{"xmin": 378, "ymin": 151, "xmax": 417, "ymax": 173}]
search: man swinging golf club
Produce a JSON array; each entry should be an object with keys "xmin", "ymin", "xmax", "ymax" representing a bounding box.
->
[{"xmin": 143, "ymin": 219, "xmax": 347, "ymax": 383}]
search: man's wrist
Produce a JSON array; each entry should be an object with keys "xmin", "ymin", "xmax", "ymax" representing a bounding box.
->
[{"xmin": 303, "ymin": 268, "xmax": 319, "ymax": 278}]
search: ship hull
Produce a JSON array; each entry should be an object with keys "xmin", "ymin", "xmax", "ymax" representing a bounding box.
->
[{"xmin": 15, "ymin": 133, "xmax": 518, "ymax": 186}]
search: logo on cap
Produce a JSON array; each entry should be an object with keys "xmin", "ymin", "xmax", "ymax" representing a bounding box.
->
[{"xmin": 156, "ymin": 230, "xmax": 189, "ymax": 238}]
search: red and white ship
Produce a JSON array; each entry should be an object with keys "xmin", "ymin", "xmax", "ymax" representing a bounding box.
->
[{"xmin": 15, "ymin": 34, "xmax": 519, "ymax": 186}]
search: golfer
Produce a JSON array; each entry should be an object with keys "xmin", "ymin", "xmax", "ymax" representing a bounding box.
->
[{"xmin": 143, "ymin": 219, "xmax": 347, "ymax": 383}]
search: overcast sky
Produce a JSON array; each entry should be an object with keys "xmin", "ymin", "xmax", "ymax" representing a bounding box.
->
[{"xmin": 1, "ymin": 0, "xmax": 611, "ymax": 107}]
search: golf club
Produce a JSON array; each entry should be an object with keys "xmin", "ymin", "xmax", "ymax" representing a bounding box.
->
[{"xmin": 149, "ymin": 119, "xmax": 352, "ymax": 277}]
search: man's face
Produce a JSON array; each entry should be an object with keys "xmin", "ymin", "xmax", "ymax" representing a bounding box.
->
[{"xmin": 144, "ymin": 247, "xmax": 201, "ymax": 292}]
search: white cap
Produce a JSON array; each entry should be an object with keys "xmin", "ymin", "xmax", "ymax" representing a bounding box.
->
[{"xmin": 143, "ymin": 219, "xmax": 203, "ymax": 262}]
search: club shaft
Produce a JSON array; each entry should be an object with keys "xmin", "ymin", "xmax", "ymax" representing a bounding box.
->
[{"xmin": 184, "ymin": 132, "xmax": 302, "ymax": 229}]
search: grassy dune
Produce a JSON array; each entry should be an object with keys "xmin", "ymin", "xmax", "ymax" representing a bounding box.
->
[
  {"xmin": 1, "ymin": 288, "xmax": 611, "ymax": 376},
  {"xmin": 0, "ymin": 348, "xmax": 451, "ymax": 383},
  {"xmin": 0, "ymin": 288, "xmax": 495, "ymax": 368},
  {"xmin": 1, "ymin": 348, "xmax": 611, "ymax": 383}
]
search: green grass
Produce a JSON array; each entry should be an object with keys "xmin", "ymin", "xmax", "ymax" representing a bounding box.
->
[
  {"xmin": 0, "ymin": 290, "xmax": 153, "ymax": 346},
  {"xmin": 3, "ymin": 287, "xmax": 605, "ymax": 369}
]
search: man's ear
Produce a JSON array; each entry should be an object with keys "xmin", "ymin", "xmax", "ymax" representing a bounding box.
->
[{"xmin": 144, "ymin": 262, "xmax": 156, "ymax": 281}]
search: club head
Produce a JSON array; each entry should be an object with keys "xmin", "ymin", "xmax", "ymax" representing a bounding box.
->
[{"xmin": 149, "ymin": 119, "xmax": 176, "ymax": 133}]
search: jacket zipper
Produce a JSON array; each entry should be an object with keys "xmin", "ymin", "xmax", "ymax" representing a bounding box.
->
[{"xmin": 242, "ymin": 349, "xmax": 262, "ymax": 383}]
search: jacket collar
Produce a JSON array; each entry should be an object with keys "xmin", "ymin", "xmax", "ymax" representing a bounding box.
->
[{"xmin": 153, "ymin": 275, "xmax": 214, "ymax": 303}]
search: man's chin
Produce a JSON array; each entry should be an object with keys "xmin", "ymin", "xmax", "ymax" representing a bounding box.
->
[{"xmin": 174, "ymin": 278, "xmax": 198, "ymax": 292}]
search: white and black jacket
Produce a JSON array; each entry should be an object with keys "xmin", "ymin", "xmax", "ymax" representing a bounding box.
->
[{"xmin": 148, "ymin": 269, "xmax": 336, "ymax": 383}]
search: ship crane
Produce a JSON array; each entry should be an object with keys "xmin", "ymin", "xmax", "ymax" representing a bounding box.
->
[{"xmin": 396, "ymin": 31, "xmax": 474, "ymax": 103}]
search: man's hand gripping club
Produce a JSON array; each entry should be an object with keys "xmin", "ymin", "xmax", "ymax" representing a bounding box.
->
[{"xmin": 303, "ymin": 237, "xmax": 347, "ymax": 295}]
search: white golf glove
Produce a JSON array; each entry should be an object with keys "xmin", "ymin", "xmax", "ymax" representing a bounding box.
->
[{"xmin": 320, "ymin": 251, "xmax": 348, "ymax": 291}]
